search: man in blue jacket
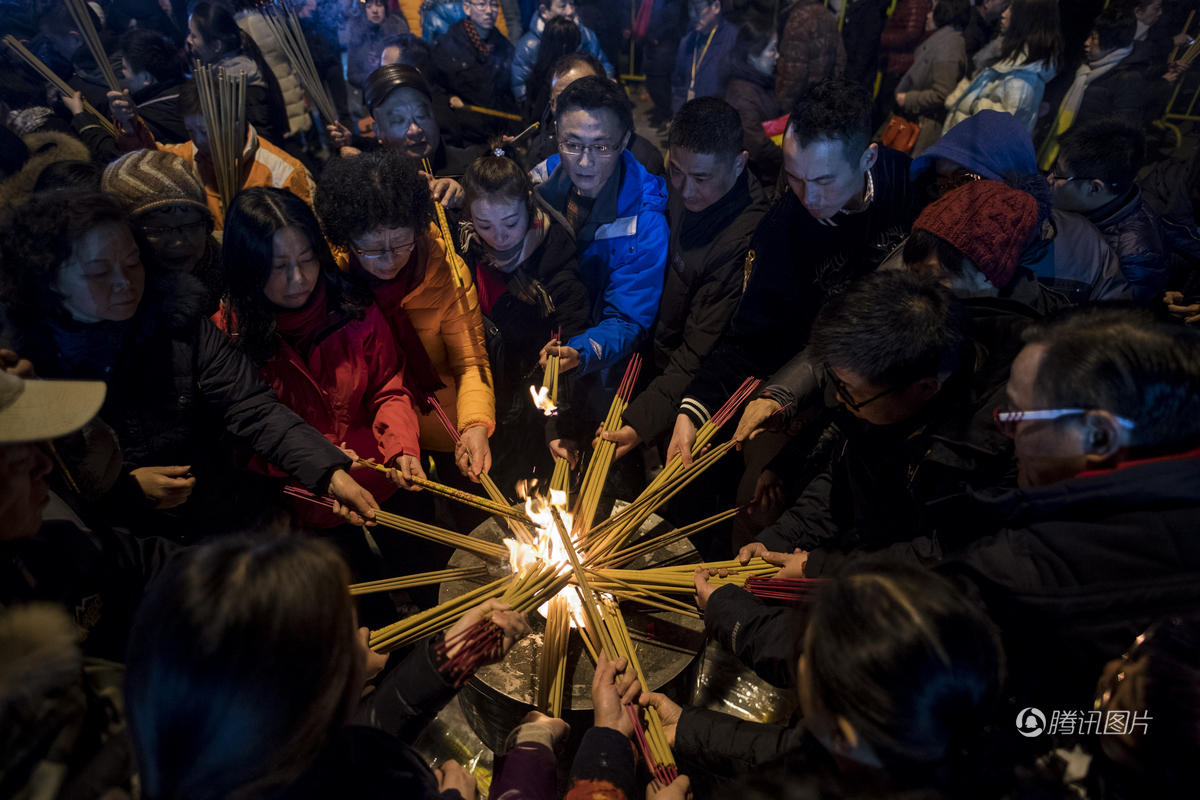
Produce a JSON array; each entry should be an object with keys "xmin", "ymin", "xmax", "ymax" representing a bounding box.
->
[
  {"xmin": 534, "ymin": 75, "xmax": 668, "ymax": 447},
  {"xmin": 511, "ymin": 0, "xmax": 615, "ymax": 103}
]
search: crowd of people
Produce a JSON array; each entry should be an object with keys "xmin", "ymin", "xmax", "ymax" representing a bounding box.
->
[{"xmin": 2, "ymin": 0, "xmax": 1200, "ymax": 798}]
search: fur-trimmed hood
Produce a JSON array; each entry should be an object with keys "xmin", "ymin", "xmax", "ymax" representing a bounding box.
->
[{"xmin": 0, "ymin": 131, "xmax": 91, "ymax": 217}]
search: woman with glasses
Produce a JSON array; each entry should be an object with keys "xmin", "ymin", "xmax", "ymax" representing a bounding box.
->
[
  {"xmin": 316, "ymin": 148, "xmax": 496, "ymax": 489},
  {"xmin": 101, "ymin": 149, "xmax": 225, "ymax": 316},
  {"xmin": 215, "ymin": 187, "xmax": 425, "ymax": 529},
  {"xmin": 432, "ymin": 0, "xmax": 519, "ymax": 143}
]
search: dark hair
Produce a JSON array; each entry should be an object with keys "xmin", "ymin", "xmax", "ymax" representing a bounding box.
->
[
  {"xmin": 804, "ymin": 563, "xmax": 1004, "ymax": 782},
  {"xmin": 188, "ymin": 1, "xmax": 244, "ymax": 58},
  {"xmin": 550, "ymin": 51, "xmax": 606, "ymax": 84},
  {"xmin": 932, "ymin": 0, "xmax": 972, "ymax": 30},
  {"xmin": 32, "ymin": 159, "xmax": 103, "ymax": 192},
  {"xmin": 809, "ymin": 272, "xmax": 972, "ymax": 387},
  {"xmin": 0, "ymin": 190, "xmax": 129, "ymax": 324},
  {"xmin": 178, "ymin": 80, "xmax": 201, "ymax": 117},
  {"xmin": 733, "ymin": 14, "xmax": 774, "ymax": 64},
  {"xmin": 786, "ymin": 79, "xmax": 873, "ymax": 165},
  {"xmin": 221, "ymin": 187, "xmax": 368, "ymax": 363},
  {"xmin": 462, "ymin": 145, "xmax": 533, "ymax": 210},
  {"xmin": 998, "ymin": 0, "xmax": 1063, "ymax": 69},
  {"xmin": 1091, "ymin": 8, "xmax": 1137, "ymax": 52},
  {"xmin": 125, "ymin": 536, "xmax": 363, "ymax": 800},
  {"xmin": 668, "ymin": 96, "xmax": 744, "ymax": 158},
  {"xmin": 554, "ymin": 75, "xmax": 633, "ymax": 137},
  {"xmin": 527, "ymin": 16, "xmax": 581, "ymax": 103},
  {"xmin": 120, "ymin": 28, "xmax": 185, "ymax": 86},
  {"xmin": 1024, "ymin": 309, "xmax": 1200, "ymax": 455},
  {"xmin": 902, "ymin": 228, "xmax": 967, "ymax": 276},
  {"xmin": 378, "ymin": 33, "xmax": 433, "ymax": 74},
  {"xmin": 1057, "ymin": 119, "xmax": 1144, "ymax": 191},
  {"xmin": 315, "ymin": 148, "xmax": 432, "ymax": 250}
]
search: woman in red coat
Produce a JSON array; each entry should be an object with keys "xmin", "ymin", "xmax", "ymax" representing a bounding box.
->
[{"xmin": 216, "ymin": 187, "xmax": 425, "ymax": 524}]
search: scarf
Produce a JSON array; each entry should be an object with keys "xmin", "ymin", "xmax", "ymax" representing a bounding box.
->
[
  {"xmin": 462, "ymin": 18, "xmax": 493, "ymax": 59},
  {"xmin": 273, "ymin": 278, "xmax": 332, "ymax": 357},
  {"xmin": 1037, "ymin": 45, "xmax": 1133, "ymax": 170},
  {"xmin": 460, "ymin": 209, "xmax": 556, "ymax": 315},
  {"xmin": 679, "ymin": 169, "xmax": 752, "ymax": 250}
]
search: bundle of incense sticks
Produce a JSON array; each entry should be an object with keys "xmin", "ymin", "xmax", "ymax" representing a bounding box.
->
[
  {"xmin": 593, "ymin": 558, "xmax": 780, "ymax": 597},
  {"xmin": 549, "ymin": 455, "xmax": 570, "ymax": 504},
  {"xmin": 572, "ymin": 355, "xmax": 642, "ymax": 538},
  {"xmin": 599, "ymin": 507, "xmax": 740, "ymax": 567},
  {"xmin": 193, "ymin": 62, "xmax": 246, "ymax": 214},
  {"xmin": 283, "ymin": 485, "xmax": 509, "ymax": 561},
  {"xmin": 744, "ymin": 575, "xmax": 827, "ymax": 602},
  {"xmin": 422, "ymin": 157, "xmax": 469, "ymax": 288},
  {"xmin": 3, "ymin": 35, "xmax": 116, "ymax": 136},
  {"xmin": 537, "ymin": 595, "xmax": 571, "ymax": 716},
  {"xmin": 349, "ymin": 566, "xmax": 489, "ymax": 596},
  {"xmin": 64, "ymin": 0, "xmax": 120, "ymax": 90},
  {"xmin": 531, "ymin": 327, "xmax": 562, "ymax": 415},
  {"xmin": 260, "ymin": 1, "xmax": 338, "ymax": 123},
  {"xmin": 370, "ymin": 575, "xmax": 512, "ymax": 652}
]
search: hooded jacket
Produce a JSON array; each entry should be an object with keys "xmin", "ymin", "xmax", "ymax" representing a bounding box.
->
[
  {"xmin": 622, "ymin": 170, "xmax": 769, "ymax": 444},
  {"xmin": 534, "ymin": 149, "xmax": 670, "ymax": 381},
  {"xmin": 943, "ymin": 53, "xmax": 1057, "ymax": 132},
  {"xmin": 511, "ymin": 14, "xmax": 615, "ymax": 102},
  {"xmin": 1084, "ymin": 185, "xmax": 1168, "ymax": 304}
]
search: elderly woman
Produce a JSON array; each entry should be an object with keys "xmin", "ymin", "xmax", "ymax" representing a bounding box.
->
[{"xmin": 0, "ymin": 189, "xmax": 377, "ymax": 538}]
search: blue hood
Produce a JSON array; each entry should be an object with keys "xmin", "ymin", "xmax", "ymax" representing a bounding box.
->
[{"xmin": 911, "ymin": 110, "xmax": 1036, "ymax": 182}]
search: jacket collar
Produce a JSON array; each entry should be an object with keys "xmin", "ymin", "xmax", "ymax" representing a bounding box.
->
[
  {"xmin": 1087, "ymin": 184, "xmax": 1142, "ymax": 228},
  {"xmin": 537, "ymin": 150, "xmax": 630, "ymax": 239}
]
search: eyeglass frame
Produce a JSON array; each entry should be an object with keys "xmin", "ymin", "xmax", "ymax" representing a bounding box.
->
[
  {"xmin": 992, "ymin": 405, "xmax": 1137, "ymax": 437},
  {"xmin": 464, "ymin": 0, "xmax": 500, "ymax": 7},
  {"xmin": 351, "ymin": 237, "xmax": 417, "ymax": 262},
  {"xmin": 1044, "ymin": 170, "xmax": 1121, "ymax": 189},
  {"xmin": 822, "ymin": 362, "xmax": 904, "ymax": 412},
  {"xmin": 557, "ymin": 139, "xmax": 622, "ymax": 159}
]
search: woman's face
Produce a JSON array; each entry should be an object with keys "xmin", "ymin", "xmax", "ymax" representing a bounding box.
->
[
  {"xmin": 350, "ymin": 225, "xmax": 418, "ymax": 281},
  {"xmin": 134, "ymin": 205, "xmax": 209, "ymax": 273},
  {"xmin": 264, "ymin": 225, "xmax": 320, "ymax": 309},
  {"xmin": 926, "ymin": 2, "xmax": 937, "ymax": 32},
  {"xmin": 469, "ymin": 194, "xmax": 530, "ymax": 253},
  {"xmin": 1000, "ymin": 4, "xmax": 1012, "ymax": 32},
  {"xmin": 748, "ymin": 35, "xmax": 779, "ymax": 76},
  {"xmin": 56, "ymin": 222, "xmax": 145, "ymax": 322},
  {"xmin": 186, "ymin": 18, "xmax": 217, "ymax": 64}
]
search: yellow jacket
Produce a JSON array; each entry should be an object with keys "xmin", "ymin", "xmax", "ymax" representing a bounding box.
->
[{"xmin": 339, "ymin": 222, "xmax": 495, "ymax": 453}]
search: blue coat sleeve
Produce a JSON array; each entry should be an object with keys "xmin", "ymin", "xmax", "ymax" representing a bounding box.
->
[
  {"xmin": 566, "ymin": 209, "xmax": 668, "ymax": 375},
  {"xmin": 511, "ymin": 33, "xmax": 537, "ymax": 101}
]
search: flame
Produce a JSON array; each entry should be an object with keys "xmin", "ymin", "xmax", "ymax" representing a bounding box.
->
[
  {"xmin": 505, "ymin": 491, "xmax": 586, "ymax": 626},
  {"xmin": 529, "ymin": 384, "xmax": 558, "ymax": 416}
]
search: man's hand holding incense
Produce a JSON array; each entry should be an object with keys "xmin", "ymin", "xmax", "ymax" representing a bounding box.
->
[
  {"xmin": 446, "ymin": 599, "xmax": 531, "ymax": 663},
  {"xmin": 638, "ymin": 691, "xmax": 682, "ymax": 747},
  {"xmin": 648, "ymin": 774, "xmax": 692, "ymax": 800},
  {"xmin": 455, "ymin": 425, "xmax": 492, "ymax": 482},
  {"xmin": 60, "ymin": 90, "xmax": 86, "ymax": 117},
  {"xmin": 326, "ymin": 119, "xmax": 353, "ymax": 148},
  {"xmin": 427, "ymin": 175, "xmax": 465, "ymax": 210},
  {"xmin": 592, "ymin": 654, "xmax": 641, "ymax": 735},
  {"xmin": 762, "ymin": 548, "xmax": 809, "ymax": 579},
  {"xmin": 131, "ymin": 465, "xmax": 196, "ymax": 509},
  {"xmin": 665, "ymin": 414, "xmax": 697, "ymax": 468},
  {"xmin": 599, "ymin": 424, "xmax": 642, "ymax": 459},
  {"xmin": 548, "ymin": 438, "xmax": 580, "ymax": 468},
  {"xmin": 327, "ymin": 468, "xmax": 379, "ymax": 525},
  {"xmin": 736, "ymin": 540, "xmax": 769, "ymax": 565},
  {"xmin": 732, "ymin": 397, "xmax": 782, "ymax": 448},
  {"xmin": 693, "ymin": 567, "xmax": 729, "ymax": 612},
  {"xmin": 539, "ymin": 340, "xmax": 580, "ymax": 372},
  {"xmin": 386, "ymin": 453, "xmax": 426, "ymax": 490},
  {"xmin": 435, "ymin": 760, "xmax": 478, "ymax": 800},
  {"xmin": 106, "ymin": 89, "xmax": 136, "ymax": 126}
]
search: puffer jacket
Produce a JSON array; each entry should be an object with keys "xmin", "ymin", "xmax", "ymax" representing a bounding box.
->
[
  {"xmin": 419, "ymin": 0, "xmax": 511, "ymax": 41},
  {"xmin": 339, "ymin": 223, "xmax": 496, "ymax": 453},
  {"xmin": 152, "ymin": 126, "xmax": 316, "ymax": 230},
  {"xmin": 533, "ymin": 149, "xmax": 670, "ymax": 382},
  {"xmin": 511, "ymin": 13, "xmax": 615, "ymax": 102},
  {"xmin": 234, "ymin": 10, "xmax": 312, "ymax": 137},
  {"xmin": 895, "ymin": 25, "xmax": 966, "ymax": 155},
  {"xmin": 1024, "ymin": 209, "xmax": 1132, "ymax": 303},
  {"xmin": 944, "ymin": 54, "xmax": 1057, "ymax": 132},
  {"xmin": 879, "ymin": 0, "xmax": 931, "ymax": 76},
  {"xmin": 1, "ymin": 273, "xmax": 351, "ymax": 504},
  {"xmin": 776, "ymin": 0, "xmax": 846, "ymax": 105},
  {"xmin": 622, "ymin": 170, "xmax": 769, "ymax": 445},
  {"xmin": 212, "ymin": 292, "xmax": 421, "ymax": 513},
  {"xmin": 1085, "ymin": 186, "xmax": 1168, "ymax": 304}
]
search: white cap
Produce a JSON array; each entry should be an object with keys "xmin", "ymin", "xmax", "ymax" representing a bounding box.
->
[{"xmin": 0, "ymin": 371, "xmax": 106, "ymax": 444}]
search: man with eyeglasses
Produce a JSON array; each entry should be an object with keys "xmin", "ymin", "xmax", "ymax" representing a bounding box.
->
[
  {"xmin": 1049, "ymin": 120, "xmax": 1168, "ymax": 304},
  {"xmin": 732, "ymin": 272, "xmax": 1012, "ymax": 572},
  {"xmin": 534, "ymin": 76, "xmax": 668, "ymax": 394},
  {"xmin": 433, "ymin": 0, "xmax": 518, "ymax": 143}
]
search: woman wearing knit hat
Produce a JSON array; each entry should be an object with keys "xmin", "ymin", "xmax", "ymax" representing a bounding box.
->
[{"xmin": 101, "ymin": 150, "xmax": 224, "ymax": 315}]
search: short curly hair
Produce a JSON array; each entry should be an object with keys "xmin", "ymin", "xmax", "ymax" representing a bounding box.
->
[
  {"xmin": 314, "ymin": 149, "xmax": 433, "ymax": 249},
  {"xmin": 0, "ymin": 190, "xmax": 129, "ymax": 321}
]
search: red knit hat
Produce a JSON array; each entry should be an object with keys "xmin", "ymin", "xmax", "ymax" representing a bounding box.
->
[{"xmin": 913, "ymin": 179, "xmax": 1039, "ymax": 289}]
